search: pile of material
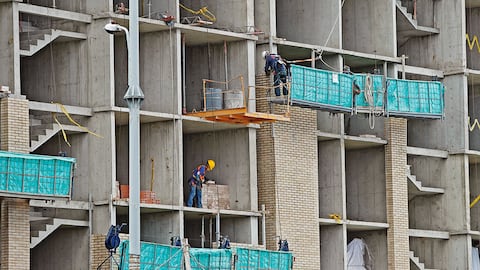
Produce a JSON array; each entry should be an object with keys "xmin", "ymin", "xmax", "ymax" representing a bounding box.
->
[{"xmin": 202, "ymin": 182, "xmax": 230, "ymax": 209}]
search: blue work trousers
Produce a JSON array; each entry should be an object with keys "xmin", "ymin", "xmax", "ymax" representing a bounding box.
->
[
  {"xmin": 274, "ymin": 74, "xmax": 288, "ymax": 96},
  {"xmin": 187, "ymin": 180, "xmax": 202, "ymax": 208}
]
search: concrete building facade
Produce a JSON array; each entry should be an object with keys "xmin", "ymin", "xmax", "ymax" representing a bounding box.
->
[{"xmin": 0, "ymin": 0, "xmax": 479, "ymax": 269}]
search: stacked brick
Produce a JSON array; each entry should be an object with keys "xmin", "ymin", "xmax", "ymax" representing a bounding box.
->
[
  {"xmin": 0, "ymin": 97, "xmax": 29, "ymax": 153},
  {"xmin": 201, "ymin": 183, "xmax": 230, "ymax": 209},
  {"xmin": 384, "ymin": 118, "xmax": 409, "ymax": 270},
  {"xmin": 256, "ymin": 75, "xmax": 320, "ymax": 269}
]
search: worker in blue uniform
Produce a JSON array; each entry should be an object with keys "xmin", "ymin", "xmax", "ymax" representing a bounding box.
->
[
  {"xmin": 186, "ymin": 159, "xmax": 215, "ymax": 208},
  {"xmin": 263, "ymin": 50, "xmax": 289, "ymax": 97}
]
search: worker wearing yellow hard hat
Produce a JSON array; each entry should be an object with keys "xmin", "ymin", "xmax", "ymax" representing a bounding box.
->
[{"xmin": 186, "ymin": 159, "xmax": 215, "ymax": 208}]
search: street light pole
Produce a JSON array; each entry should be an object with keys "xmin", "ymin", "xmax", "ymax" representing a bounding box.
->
[{"xmin": 126, "ymin": 0, "xmax": 144, "ymax": 268}]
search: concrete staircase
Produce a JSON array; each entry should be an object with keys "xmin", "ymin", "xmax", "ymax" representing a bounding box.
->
[
  {"xmin": 410, "ymin": 251, "xmax": 439, "ymax": 270},
  {"xmin": 30, "ymin": 115, "xmax": 86, "ymax": 152},
  {"xmin": 30, "ymin": 211, "xmax": 88, "ymax": 248},
  {"xmin": 396, "ymin": 0, "xmax": 439, "ymax": 44},
  {"xmin": 19, "ymin": 27, "xmax": 87, "ymax": 57},
  {"xmin": 407, "ymin": 165, "xmax": 444, "ymax": 199}
]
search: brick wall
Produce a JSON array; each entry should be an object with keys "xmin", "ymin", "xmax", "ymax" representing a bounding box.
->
[
  {"xmin": 256, "ymin": 75, "xmax": 320, "ymax": 269},
  {"xmin": 1, "ymin": 198, "xmax": 30, "ymax": 270},
  {"xmin": 0, "ymin": 97, "xmax": 29, "ymax": 153},
  {"xmin": 384, "ymin": 118, "xmax": 409, "ymax": 269},
  {"xmin": 91, "ymin": 233, "xmax": 129, "ymax": 270}
]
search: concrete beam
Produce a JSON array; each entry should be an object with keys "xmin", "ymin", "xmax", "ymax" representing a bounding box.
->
[
  {"xmin": 409, "ymin": 229, "xmax": 449, "ymax": 239},
  {"xmin": 18, "ymin": 3, "xmax": 91, "ymax": 23},
  {"xmin": 29, "ymin": 101, "xmax": 92, "ymax": 116},
  {"xmin": 402, "ymin": 64, "xmax": 444, "ymax": 78},
  {"xmin": 406, "ymin": 146, "xmax": 449, "ymax": 158},
  {"xmin": 273, "ymin": 38, "xmax": 401, "ymax": 64},
  {"xmin": 30, "ymin": 199, "xmax": 89, "ymax": 210}
]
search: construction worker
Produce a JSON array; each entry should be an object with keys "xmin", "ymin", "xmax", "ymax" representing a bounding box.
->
[
  {"xmin": 263, "ymin": 51, "xmax": 289, "ymax": 97},
  {"xmin": 186, "ymin": 159, "xmax": 215, "ymax": 208}
]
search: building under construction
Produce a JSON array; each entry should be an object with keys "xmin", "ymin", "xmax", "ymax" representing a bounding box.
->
[{"xmin": 0, "ymin": 0, "xmax": 479, "ymax": 269}]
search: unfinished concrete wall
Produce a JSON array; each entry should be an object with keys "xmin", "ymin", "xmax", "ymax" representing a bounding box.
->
[
  {"xmin": 408, "ymin": 75, "xmax": 468, "ymax": 151},
  {"xmin": 400, "ymin": 1, "xmax": 465, "ymax": 70},
  {"xmin": 71, "ymin": 112, "xmax": 116, "ymax": 203},
  {"xmin": 469, "ymin": 162, "xmax": 480, "ymax": 231},
  {"xmin": 28, "ymin": 0, "xmax": 86, "ymax": 12},
  {"xmin": 318, "ymin": 140, "xmax": 343, "ymax": 218},
  {"xmin": 185, "ymin": 41, "xmax": 249, "ymax": 112},
  {"xmin": 183, "ymin": 128, "xmax": 253, "ymax": 211},
  {"xmin": 139, "ymin": 31, "xmax": 180, "ymax": 113},
  {"xmin": 116, "ymin": 121, "xmax": 180, "ymax": 205},
  {"xmin": 348, "ymin": 231, "xmax": 388, "ymax": 270},
  {"xmin": 87, "ymin": 18, "xmax": 114, "ymax": 107},
  {"xmin": 410, "ymin": 238, "xmax": 451, "ymax": 270},
  {"xmin": 31, "ymin": 228, "xmax": 89, "ymax": 270},
  {"xmin": 413, "ymin": 0, "xmax": 436, "ymax": 28},
  {"xmin": 140, "ymin": 121, "xmax": 179, "ymax": 205},
  {"xmin": 142, "ymin": 212, "xmax": 180, "ymax": 244},
  {"xmin": 346, "ymin": 147, "xmax": 386, "ymax": 222},
  {"xmin": 139, "ymin": 0, "xmax": 176, "ymax": 18},
  {"xmin": 342, "ymin": 0, "xmax": 396, "ymax": 56},
  {"xmin": 467, "ymin": 8, "xmax": 480, "ymax": 70},
  {"xmin": 21, "ymin": 41, "xmax": 89, "ymax": 106},
  {"xmin": 254, "ymin": 0, "xmax": 274, "ymax": 43},
  {"xmin": 276, "ymin": 0, "xmax": 341, "ymax": 47},
  {"xmin": 468, "ymin": 84, "xmax": 480, "ymax": 150},
  {"xmin": 344, "ymin": 115, "xmax": 385, "ymax": 138},
  {"xmin": 409, "ymin": 156, "xmax": 467, "ymax": 232},
  {"xmin": 320, "ymin": 226, "xmax": 344, "ymax": 270},
  {"xmin": 317, "ymin": 112, "xmax": 342, "ymax": 134},
  {"xmin": 114, "ymin": 34, "xmax": 129, "ymax": 107},
  {"xmin": 0, "ymin": 2, "xmax": 20, "ymax": 95},
  {"xmin": 180, "ymin": 0, "xmax": 250, "ymax": 30}
]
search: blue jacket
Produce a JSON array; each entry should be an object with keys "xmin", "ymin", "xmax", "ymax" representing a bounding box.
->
[
  {"xmin": 265, "ymin": 54, "xmax": 287, "ymax": 76},
  {"xmin": 191, "ymin": 164, "xmax": 208, "ymax": 184}
]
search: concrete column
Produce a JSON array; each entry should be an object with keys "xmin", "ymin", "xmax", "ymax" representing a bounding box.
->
[
  {"xmin": 384, "ymin": 118, "xmax": 409, "ymax": 269},
  {"xmin": 0, "ymin": 96, "xmax": 29, "ymax": 153},
  {"xmin": 0, "ymin": 1, "xmax": 20, "ymax": 95},
  {"xmin": 0, "ymin": 198, "xmax": 30, "ymax": 270}
]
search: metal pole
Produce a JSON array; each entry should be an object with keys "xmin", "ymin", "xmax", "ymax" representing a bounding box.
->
[
  {"xmin": 261, "ymin": 204, "xmax": 266, "ymax": 246},
  {"xmin": 126, "ymin": 0, "xmax": 145, "ymax": 268},
  {"xmin": 216, "ymin": 212, "xmax": 221, "ymax": 248}
]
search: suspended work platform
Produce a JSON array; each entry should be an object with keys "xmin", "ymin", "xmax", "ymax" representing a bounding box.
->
[{"xmin": 185, "ymin": 76, "xmax": 291, "ymax": 124}]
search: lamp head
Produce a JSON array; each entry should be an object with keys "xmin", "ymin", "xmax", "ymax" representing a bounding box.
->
[{"xmin": 104, "ymin": 23, "xmax": 123, "ymax": 34}]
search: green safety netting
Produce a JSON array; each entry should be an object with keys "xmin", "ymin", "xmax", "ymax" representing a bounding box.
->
[
  {"xmin": 190, "ymin": 248, "xmax": 232, "ymax": 269},
  {"xmin": 119, "ymin": 241, "xmax": 294, "ymax": 270},
  {"xmin": 119, "ymin": 241, "xmax": 183, "ymax": 270},
  {"xmin": 354, "ymin": 74, "xmax": 385, "ymax": 108},
  {"xmin": 235, "ymin": 247, "xmax": 293, "ymax": 270},
  {"xmin": 0, "ymin": 151, "xmax": 75, "ymax": 197},
  {"xmin": 386, "ymin": 79, "xmax": 444, "ymax": 118},
  {"xmin": 290, "ymin": 64, "xmax": 353, "ymax": 112},
  {"xmin": 289, "ymin": 64, "xmax": 445, "ymax": 119}
]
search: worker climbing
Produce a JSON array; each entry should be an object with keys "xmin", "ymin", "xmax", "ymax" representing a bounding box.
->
[
  {"xmin": 263, "ymin": 50, "xmax": 289, "ymax": 97},
  {"xmin": 186, "ymin": 159, "xmax": 215, "ymax": 208}
]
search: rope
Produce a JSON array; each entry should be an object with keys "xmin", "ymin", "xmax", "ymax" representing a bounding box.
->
[
  {"xmin": 364, "ymin": 75, "xmax": 374, "ymax": 106},
  {"xmin": 54, "ymin": 103, "xmax": 104, "ymax": 138},
  {"xmin": 179, "ymin": 3, "xmax": 216, "ymax": 22}
]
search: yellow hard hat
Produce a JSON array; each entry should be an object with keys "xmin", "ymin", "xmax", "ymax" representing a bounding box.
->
[{"xmin": 207, "ymin": 159, "xmax": 215, "ymax": 170}]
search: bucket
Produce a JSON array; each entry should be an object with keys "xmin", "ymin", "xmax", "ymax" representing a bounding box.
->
[
  {"xmin": 223, "ymin": 90, "xmax": 244, "ymax": 109},
  {"xmin": 205, "ymin": 88, "xmax": 223, "ymax": 111}
]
